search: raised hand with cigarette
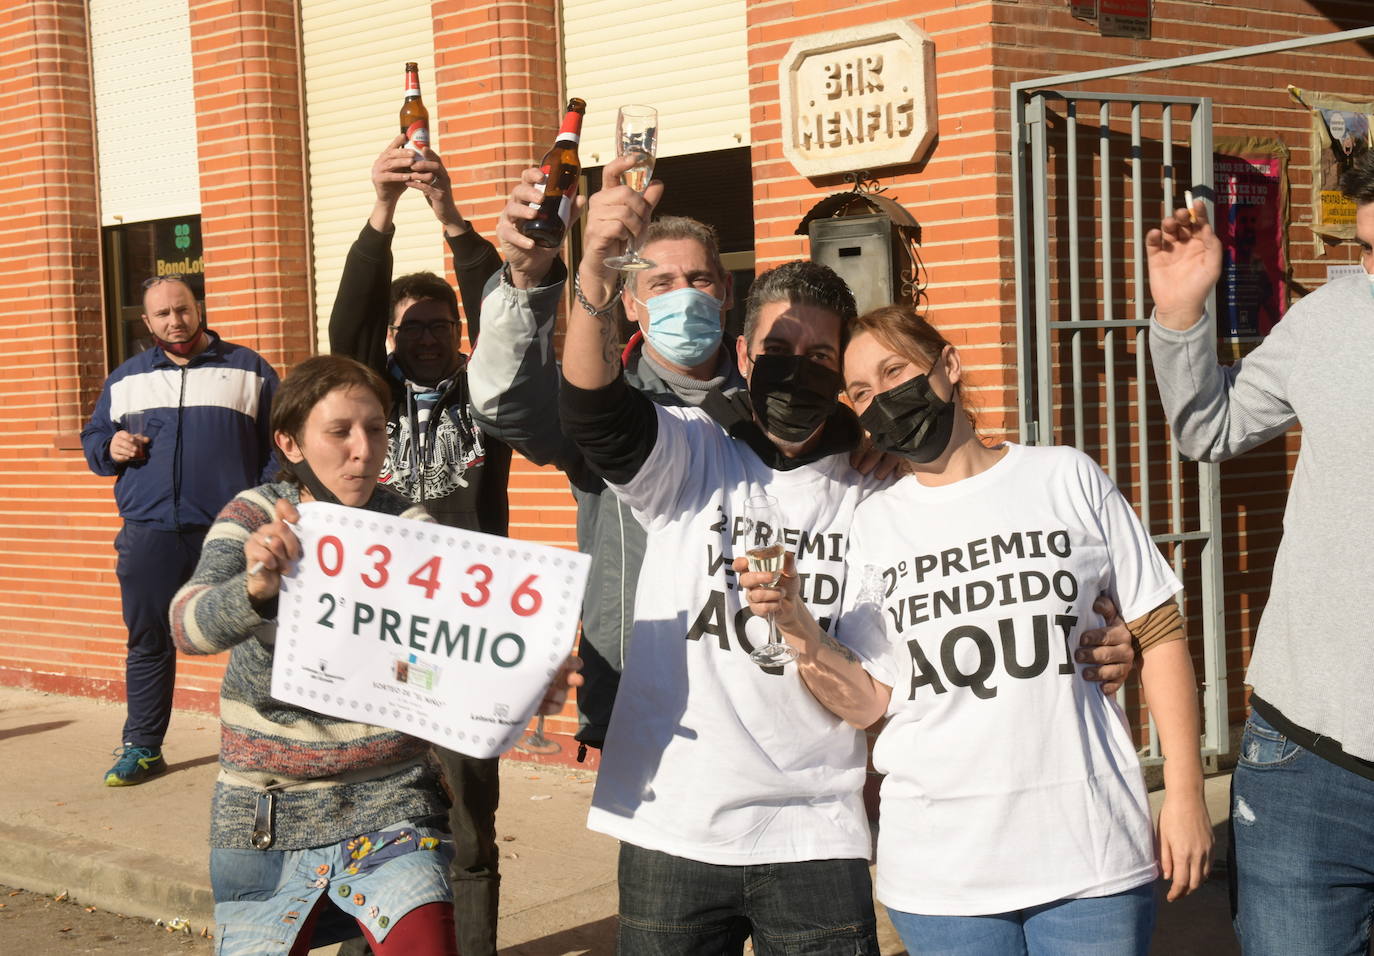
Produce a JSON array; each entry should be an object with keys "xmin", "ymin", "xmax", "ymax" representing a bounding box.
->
[
  {"xmin": 1145, "ymin": 193, "xmax": 1223, "ymax": 332},
  {"xmin": 244, "ymin": 496, "xmax": 301, "ymax": 604}
]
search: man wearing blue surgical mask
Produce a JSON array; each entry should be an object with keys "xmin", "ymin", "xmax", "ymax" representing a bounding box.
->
[
  {"xmin": 620, "ymin": 220, "xmax": 735, "ymax": 374},
  {"xmin": 469, "ymin": 200, "xmax": 747, "ymax": 760}
]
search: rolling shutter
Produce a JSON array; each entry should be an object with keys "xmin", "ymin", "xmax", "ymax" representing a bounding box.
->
[
  {"xmin": 562, "ymin": 0, "xmax": 750, "ymax": 164},
  {"xmin": 301, "ymin": 0, "xmax": 443, "ymax": 348},
  {"xmin": 90, "ymin": 0, "xmax": 201, "ymax": 226}
]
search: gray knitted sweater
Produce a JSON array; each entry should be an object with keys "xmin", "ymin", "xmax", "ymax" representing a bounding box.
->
[
  {"xmin": 171, "ymin": 481, "xmax": 450, "ymax": 849},
  {"xmin": 1149, "ymin": 273, "xmax": 1374, "ymax": 760}
]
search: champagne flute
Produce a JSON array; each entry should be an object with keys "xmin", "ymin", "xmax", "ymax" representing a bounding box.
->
[
  {"xmin": 604, "ymin": 105, "xmax": 658, "ymax": 272},
  {"xmin": 743, "ymin": 494, "xmax": 798, "ymax": 667}
]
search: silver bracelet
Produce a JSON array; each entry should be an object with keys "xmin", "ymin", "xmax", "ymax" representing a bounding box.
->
[{"xmin": 574, "ymin": 274, "xmax": 622, "ymax": 318}]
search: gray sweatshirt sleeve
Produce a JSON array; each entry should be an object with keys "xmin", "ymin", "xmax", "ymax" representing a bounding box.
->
[
  {"xmin": 1148, "ymin": 307, "xmax": 1300, "ymax": 462},
  {"xmin": 466, "ymin": 261, "xmax": 578, "ymax": 468}
]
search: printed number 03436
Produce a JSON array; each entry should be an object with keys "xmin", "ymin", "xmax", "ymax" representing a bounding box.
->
[{"xmin": 314, "ymin": 535, "xmax": 543, "ymax": 616}]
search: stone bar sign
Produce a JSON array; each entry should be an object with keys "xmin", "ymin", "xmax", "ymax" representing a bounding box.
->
[{"xmin": 779, "ymin": 19, "xmax": 937, "ymax": 178}]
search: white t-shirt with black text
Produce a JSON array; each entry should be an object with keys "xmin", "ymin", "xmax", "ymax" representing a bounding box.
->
[
  {"xmin": 838, "ymin": 443, "xmax": 1179, "ymax": 915},
  {"xmin": 586, "ymin": 404, "xmax": 885, "ymax": 865}
]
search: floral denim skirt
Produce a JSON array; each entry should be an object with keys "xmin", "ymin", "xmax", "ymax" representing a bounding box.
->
[{"xmin": 211, "ymin": 820, "xmax": 453, "ymax": 956}]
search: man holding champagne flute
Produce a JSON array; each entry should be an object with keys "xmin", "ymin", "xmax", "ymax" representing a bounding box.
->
[
  {"xmin": 471, "ymin": 157, "xmax": 751, "ymax": 759},
  {"xmin": 475, "ymin": 131, "xmax": 1139, "ymax": 952},
  {"xmin": 550, "ymin": 154, "xmax": 887, "ymax": 950}
]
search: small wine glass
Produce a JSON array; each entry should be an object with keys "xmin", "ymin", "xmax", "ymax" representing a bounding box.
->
[
  {"xmin": 604, "ymin": 105, "xmax": 658, "ymax": 272},
  {"xmin": 743, "ymin": 494, "xmax": 797, "ymax": 667}
]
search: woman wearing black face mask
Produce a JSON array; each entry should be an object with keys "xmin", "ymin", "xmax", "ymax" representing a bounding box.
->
[{"xmin": 740, "ymin": 305, "xmax": 1212, "ymax": 955}]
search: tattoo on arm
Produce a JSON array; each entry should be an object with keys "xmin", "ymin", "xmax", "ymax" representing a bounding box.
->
[
  {"xmin": 599, "ymin": 315, "xmax": 619, "ymax": 369},
  {"xmin": 819, "ymin": 630, "xmax": 859, "ymax": 664}
]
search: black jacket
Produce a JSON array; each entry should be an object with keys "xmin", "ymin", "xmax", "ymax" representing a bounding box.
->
[{"xmin": 328, "ymin": 222, "xmax": 510, "ymax": 534}]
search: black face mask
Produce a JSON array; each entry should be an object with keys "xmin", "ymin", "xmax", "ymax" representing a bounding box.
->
[
  {"xmin": 281, "ymin": 456, "xmax": 345, "ymax": 507},
  {"xmin": 858, "ymin": 374, "xmax": 957, "ymax": 463},
  {"xmin": 747, "ymin": 354, "xmax": 843, "ymax": 443}
]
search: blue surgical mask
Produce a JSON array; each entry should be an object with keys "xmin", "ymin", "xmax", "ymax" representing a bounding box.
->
[{"xmin": 637, "ymin": 287, "xmax": 723, "ymax": 367}]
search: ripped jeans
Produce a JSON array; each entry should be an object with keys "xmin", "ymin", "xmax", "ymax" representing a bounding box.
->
[{"xmin": 1230, "ymin": 709, "xmax": 1374, "ymax": 956}]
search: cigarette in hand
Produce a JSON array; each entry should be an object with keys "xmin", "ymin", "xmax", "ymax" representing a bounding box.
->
[
  {"xmin": 247, "ymin": 522, "xmax": 298, "ymax": 577},
  {"xmin": 1184, "ymin": 190, "xmax": 1197, "ymax": 223}
]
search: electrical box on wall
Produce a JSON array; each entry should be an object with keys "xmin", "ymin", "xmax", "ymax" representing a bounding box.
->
[{"xmin": 808, "ymin": 214, "xmax": 896, "ymax": 316}]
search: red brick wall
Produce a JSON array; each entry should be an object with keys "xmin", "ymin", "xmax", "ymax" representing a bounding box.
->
[
  {"xmin": 0, "ymin": 0, "xmax": 316, "ymax": 715},
  {"xmin": 0, "ymin": 1, "xmax": 124, "ymax": 702},
  {"xmin": 747, "ymin": 0, "xmax": 1012, "ymax": 425},
  {"xmin": 139, "ymin": 0, "xmax": 315, "ymax": 711},
  {"xmin": 748, "ymin": 0, "xmax": 1372, "ymax": 742},
  {"xmin": 187, "ymin": 0, "xmax": 313, "ymax": 368},
  {"xmin": 987, "ymin": 0, "xmax": 1374, "ymax": 734}
]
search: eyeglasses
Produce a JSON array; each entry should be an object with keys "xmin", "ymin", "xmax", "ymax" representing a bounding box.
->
[
  {"xmin": 390, "ymin": 319, "xmax": 458, "ymax": 340},
  {"xmin": 142, "ymin": 274, "xmax": 186, "ymax": 289}
]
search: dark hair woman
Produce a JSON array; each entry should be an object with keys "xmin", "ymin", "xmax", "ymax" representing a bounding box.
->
[
  {"xmin": 741, "ymin": 305, "xmax": 1212, "ymax": 955},
  {"xmin": 171, "ymin": 355, "xmax": 575, "ymax": 954}
]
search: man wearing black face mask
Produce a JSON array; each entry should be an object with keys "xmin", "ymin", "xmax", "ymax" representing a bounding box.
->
[
  {"xmin": 560, "ymin": 241, "xmax": 890, "ymax": 951},
  {"xmin": 81, "ymin": 275, "xmax": 279, "ymax": 787}
]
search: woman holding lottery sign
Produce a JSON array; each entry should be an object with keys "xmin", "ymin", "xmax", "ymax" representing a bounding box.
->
[
  {"xmin": 738, "ymin": 305, "xmax": 1212, "ymax": 955},
  {"xmin": 171, "ymin": 355, "xmax": 577, "ymax": 955}
]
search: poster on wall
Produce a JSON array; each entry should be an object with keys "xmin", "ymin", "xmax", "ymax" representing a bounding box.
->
[
  {"xmin": 1099, "ymin": 0, "xmax": 1150, "ymax": 38},
  {"xmin": 1213, "ymin": 138, "xmax": 1289, "ymax": 338},
  {"xmin": 1070, "ymin": 0, "xmax": 1098, "ymax": 20},
  {"xmin": 1288, "ymin": 86, "xmax": 1374, "ymax": 245}
]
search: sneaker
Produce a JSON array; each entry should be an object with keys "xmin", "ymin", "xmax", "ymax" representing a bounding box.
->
[{"xmin": 104, "ymin": 744, "xmax": 166, "ymax": 786}]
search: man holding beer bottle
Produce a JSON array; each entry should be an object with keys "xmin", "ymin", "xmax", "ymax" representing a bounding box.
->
[{"xmin": 328, "ymin": 115, "xmax": 509, "ymax": 954}]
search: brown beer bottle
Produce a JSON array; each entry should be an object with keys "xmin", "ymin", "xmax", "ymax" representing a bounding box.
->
[
  {"xmin": 520, "ymin": 98, "xmax": 586, "ymax": 249},
  {"xmin": 399, "ymin": 62, "xmax": 430, "ymax": 156}
]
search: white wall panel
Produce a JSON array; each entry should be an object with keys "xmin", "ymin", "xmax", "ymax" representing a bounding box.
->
[
  {"xmin": 301, "ymin": 0, "xmax": 444, "ymax": 349},
  {"xmin": 563, "ymin": 0, "xmax": 750, "ymax": 163},
  {"xmin": 90, "ymin": 0, "xmax": 200, "ymax": 226}
]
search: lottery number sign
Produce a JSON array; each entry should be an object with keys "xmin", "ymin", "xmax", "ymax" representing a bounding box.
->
[{"xmin": 271, "ymin": 503, "xmax": 590, "ymax": 758}]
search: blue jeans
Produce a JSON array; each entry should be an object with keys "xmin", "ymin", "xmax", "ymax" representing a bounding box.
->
[
  {"xmin": 1231, "ymin": 709, "xmax": 1374, "ymax": 956},
  {"xmin": 616, "ymin": 843, "xmax": 879, "ymax": 955},
  {"xmin": 884, "ymin": 883, "xmax": 1155, "ymax": 955}
]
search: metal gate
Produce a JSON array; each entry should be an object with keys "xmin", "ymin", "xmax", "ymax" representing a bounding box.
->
[{"xmin": 1011, "ymin": 89, "xmax": 1226, "ymax": 769}]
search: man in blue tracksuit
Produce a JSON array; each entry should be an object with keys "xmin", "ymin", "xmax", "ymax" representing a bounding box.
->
[{"xmin": 81, "ymin": 275, "xmax": 278, "ymax": 786}]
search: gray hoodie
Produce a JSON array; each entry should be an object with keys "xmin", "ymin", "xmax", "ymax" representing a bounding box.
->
[{"xmin": 1149, "ymin": 273, "xmax": 1374, "ymax": 760}]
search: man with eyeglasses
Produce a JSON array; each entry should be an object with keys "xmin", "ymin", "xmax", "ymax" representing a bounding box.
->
[
  {"xmin": 81, "ymin": 274, "xmax": 279, "ymax": 787},
  {"xmin": 327, "ymin": 137, "xmax": 510, "ymax": 956}
]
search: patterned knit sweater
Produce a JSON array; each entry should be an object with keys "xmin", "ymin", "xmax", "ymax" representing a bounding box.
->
[{"xmin": 171, "ymin": 481, "xmax": 449, "ymax": 849}]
